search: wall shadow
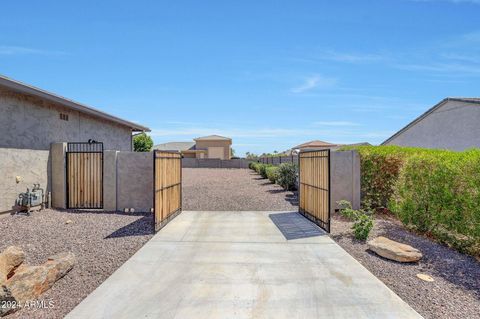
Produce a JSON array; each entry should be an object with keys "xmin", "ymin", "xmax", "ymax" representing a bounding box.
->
[{"xmin": 105, "ymin": 215, "xmax": 154, "ymax": 238}]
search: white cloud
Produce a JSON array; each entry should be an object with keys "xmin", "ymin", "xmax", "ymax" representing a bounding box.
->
[
  {"xmin": 312, "ymin": 121, "xmax": 360, "ymax": 127},
  {"xmin": 290, "ymin": 75, "xmax": 337, "ymax": 93},
  {"xmin": 0, "ymin": 45, "xmax": 65, "ymax": 56}
]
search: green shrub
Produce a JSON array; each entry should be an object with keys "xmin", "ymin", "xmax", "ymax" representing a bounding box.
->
[
  {"xmin": 339, "ymin": 145, "xmax": 480, "ymax": 256},
  {"xmin": 266, "ymin": 166, "xmax": 279, "ymax": 183},
  {"xmin": 337, "ymin": 200, "xmax": 374, "ymax": 240},
  {"xmin": 259, "ymin": 164, "xmax": 273, "ymax": 179},
  {"xmin": 276, "ymin": 162, "xmax": 297, "ymax": 190},
  {"xmin": 248, "ymin": 162, "xmax": 256, "ymax": 170},
  {"xmin": 389, "ymin": 150, "xmax": 480, "ymax": 255}
]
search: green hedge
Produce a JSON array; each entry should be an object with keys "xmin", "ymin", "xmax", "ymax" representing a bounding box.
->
[{"xmin": 341, "ymin": 145, "xmax": 480, "ymax": 255}]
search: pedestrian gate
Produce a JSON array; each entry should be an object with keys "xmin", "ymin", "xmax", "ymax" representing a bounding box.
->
[
  {"xmin": 153, "ymin": 151, "xmax": 182, "ymax": 232},
  {"xmin": 66, "ymin": 142, "xmax": 104, "ymax": 209},
  {"xmin": 298, "ymin": 149, "xmax": 331, "ymax": 232}
]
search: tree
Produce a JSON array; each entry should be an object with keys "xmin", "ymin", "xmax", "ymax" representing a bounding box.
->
[
  {"xmin": 231, "ymin": 148, "xmax": 236, "ymax": 157},
  {"xmin": 133, "ymin": 133, "xmax": 153, "ymax": 152}
]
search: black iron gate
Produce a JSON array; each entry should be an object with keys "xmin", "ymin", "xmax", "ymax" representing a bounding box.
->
[
  {"xmin": 298, "ymin": 149, "xmax": 331, "ymax": 232},
  {"xmin": 66, "ymin": 142, "xmax": 104, "ymax": 209}
]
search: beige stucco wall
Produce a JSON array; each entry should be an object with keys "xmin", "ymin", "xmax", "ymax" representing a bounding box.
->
[
  {"xmin": 116, "ymin": 152, "xmax": 153, "ymax": 212},
  {"xmin": 0, "ymin": 88, "xmax": 133, "ymax": 151},
  {"xmin": 195, "ymin": 140, "xmax": 232, "ymax": 159},
  {"xmin": 331, "ymin": 150, "xmax": 361, "ymax": 211},
  {"xmin": 0, "ymin": 148, "xmax": 50, "ymax": 213},
  {"xmin": 384, "ymin": 100, "xmax": 480, "ymax": 151}
]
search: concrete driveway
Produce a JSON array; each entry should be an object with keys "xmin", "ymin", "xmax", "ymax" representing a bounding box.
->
[{"xmin": 66, "ymin": 211, "xmax": 421, "ymax": 319}]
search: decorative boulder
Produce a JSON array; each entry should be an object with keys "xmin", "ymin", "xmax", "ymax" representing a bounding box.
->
[
  {"xmin": 368, "ymin": 236, "xmax": 422, "ymax": 262},
  {"xmin": 0, "ymin": 252, "xmax": 76, "ymax": 316},
  {"xmin": 0, "ymin": 246, "xmax": 25, "ymax": 284}
]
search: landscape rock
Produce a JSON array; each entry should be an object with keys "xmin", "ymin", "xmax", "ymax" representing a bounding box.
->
[
  {"xmin": 0, "ymin": 246, "xmax": 25, "ymax": 284},
  {"xmin": 368, "ymin": 236, "xmax": 422, "ymax": 262},
  {"xmin": 0, "ymin": 252, "xmax": 75, "ymax": 316},
  {"xmin": 65, "ymin": 219, "xmax": 73, "ymax": 224},
  {"xmin": 417, "ymin": 273, "xmax": 434, "ymax": 282}
]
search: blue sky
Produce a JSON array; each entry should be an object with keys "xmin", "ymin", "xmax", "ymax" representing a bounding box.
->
[{"xmin": 1, "ymin": 1, "xmax": 479, "ymax": 156}]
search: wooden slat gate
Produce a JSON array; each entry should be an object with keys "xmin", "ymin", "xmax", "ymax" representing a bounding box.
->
[
  {"xmin": 153, "ymin": 151, "xmax": 182, "ymax": 232},
  {"xmin": 66, "ymin": 142, "xmax": 103, "ymax": 209},
  {"xmin": 298, "ymin": 149, "xmax": 331, "ymax": 232}
]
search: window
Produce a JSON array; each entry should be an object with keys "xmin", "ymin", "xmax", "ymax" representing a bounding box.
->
[{"xmin": 59, "ymin": 113, "xmax": 69, "ymax": 121}]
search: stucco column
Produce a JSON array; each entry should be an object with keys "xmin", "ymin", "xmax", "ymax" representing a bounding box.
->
[
  {"xmin": 51, "ymin": 142, "xmax": 67, "ymax": 209},
  {"xmin": 103, "ymin": 150, "xmax": 118, "ymax": 211}
]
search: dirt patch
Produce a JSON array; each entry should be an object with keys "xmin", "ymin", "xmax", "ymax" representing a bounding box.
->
[
  {"xmin": 0, "ymin": 209, "xmax": 154, "ymax": 318},
  {"xmin": 331, "ymin": 213, "xmax": 480, "ymax": 319},
  {"xmin": 182, "ymin": 168, "xmax": 297, "ymax": 211}
]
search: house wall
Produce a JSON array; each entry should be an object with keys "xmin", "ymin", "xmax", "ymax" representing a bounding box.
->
[
  {"xmin": 195, "ymin": 140, "xmax": 231, "ymax": 159},
  {"xmin": 0, "ymin": 88, "xmax": 132, "ymax": 151},
  {"xmin": 0, "ymin": 148, "xmax": 50, "ymax": 213},
  {"xmin": 384, "ymin": 100, "xmax": 480, "ymax": 151}
]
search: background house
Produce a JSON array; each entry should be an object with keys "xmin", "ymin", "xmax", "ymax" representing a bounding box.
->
[
  {"xmin": 154, "ymin": 135, "xmax": 232, "ymax": 160},
  {"xmin": 285, "ymin": 140, "xmax": 370, "ymax": 155},
  {"xmin": 382, "ymin": 97, "xmax": 480, "ymax": 150},
  {"xmin": 0, "ymin": 75, "xmax": 150, "ymax": 213}
]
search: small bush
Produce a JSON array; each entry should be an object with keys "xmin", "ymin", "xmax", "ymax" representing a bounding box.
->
[
  {"xmin": 276, "ymin": 162, "xmax": 297, "ymax": 190},
  {"xmin": 259, "ymin": 164, "xmax": 273, "ymax": 179},
  {"xmin": 337, "ymin": 200, "xmax": 374, "ymax": 240},
  {"xmin": 266, "ymin": 166, "xmax": 279, "ymax": 183},
  {"xmin": 248, "ymin": 162, "xmax": 256, "ymax": 170}
]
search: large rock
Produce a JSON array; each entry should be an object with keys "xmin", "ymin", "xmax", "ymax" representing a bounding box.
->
[
  {"xmin": 0, "ymin": 246, "xmax": 25, "ymax": 284},
  {"xmin": 0, "ymin": 252, "xmax": 75, "ymax": 316},
  {"xmin": 368, "ymin": 236, "xmax": 422, "ymax": 262}
]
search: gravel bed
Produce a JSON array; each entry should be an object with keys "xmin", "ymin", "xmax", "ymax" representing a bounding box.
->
[
  {"xmin": 0, "ymin": 209, "xmax": 154, "ymax": 319},
  {"xmin": 330, "ymin": 212, "xmax": 480, "ymax": 319},
  {"xmin": 182, "ymin": 168, "xmax": 297, "ymax": 211}
]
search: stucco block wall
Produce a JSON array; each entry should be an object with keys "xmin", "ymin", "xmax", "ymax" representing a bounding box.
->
[
  {"xmin": 384, "ymin": 100, "xmax": 480, "ymax": 151},
  {"xmin": 116, "ymin": 152, "xmax": 153, "ymax": 212},
  {"xmin": 195, "ymin": 140, "xmax": 231, "ymax": 159},
  {"xmin": 0, "ymin": 88, "xmax": 132, "ymax": 151},
  {"xmin": 0, "ymin": 148, "xmax": 50, "ymax": 213},
  {"xmin": 330, "ymin": 150, "xmax": 361, "ymax": 211}
]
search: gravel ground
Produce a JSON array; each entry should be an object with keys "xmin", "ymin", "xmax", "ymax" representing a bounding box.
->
[
  {"xmin": 0, "ymin": 209, "xmax": 154, "ymax": 319},
  {"xmin": 182, "ymin": 168, "xmax": 297, "ymax": 211},
  {"xmin": 330, "ymin": 212, "xmax": 480, "ymax": 319}
]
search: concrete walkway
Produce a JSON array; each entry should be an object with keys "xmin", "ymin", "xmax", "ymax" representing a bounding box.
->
[{"xmin": 66, "ymin": 211, "xmax": 422, "ymax": 319}]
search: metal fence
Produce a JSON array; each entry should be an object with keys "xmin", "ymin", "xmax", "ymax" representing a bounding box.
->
[{"xmin": 258, "ymin": 155, "xmax": 299, "ymax": 166}]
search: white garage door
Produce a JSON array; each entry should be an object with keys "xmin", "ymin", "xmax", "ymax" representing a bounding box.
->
[{"xmin": 208, "ymin": 147, "xmax": 224, "ymax": 159}]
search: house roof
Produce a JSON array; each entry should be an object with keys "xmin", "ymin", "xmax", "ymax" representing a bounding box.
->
[
  {"xmin": 194, "ymin": 134, "xmax": 232, "ymax": 141},
  {"xmin": 381, "ymin": 97, "xmax": 480, "ymax": 145},
  {"xmin": 153, "ymin": 142, "xmax": 195, "ymax": 151},
  {"xmin": 0, "ymin": 74, "xmax": 150, "ymax": 132},
  {"xmin": 292, "ymin": 140, "xmax": 339, "ymax": 149}
]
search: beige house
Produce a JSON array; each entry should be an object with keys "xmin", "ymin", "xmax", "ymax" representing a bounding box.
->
[
  {"xmin": 154, "ymin": 135, "xmax": 232, "ymax": 159},
  {"xmin": 382, "ymin": 97, "xmax": 480, "ymax": 150}
]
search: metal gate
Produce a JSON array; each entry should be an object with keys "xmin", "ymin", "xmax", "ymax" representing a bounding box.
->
[
  {"xmin": 298, "ymin": 149, "xmax": 331, "ymax": 232},
  {"xmin": 66, "ymin": 142, "xmax": 103, "ymax": 209},
  {"xmin": 153, "ymin": 151, "xmax": 182, "ymax": 232}
]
